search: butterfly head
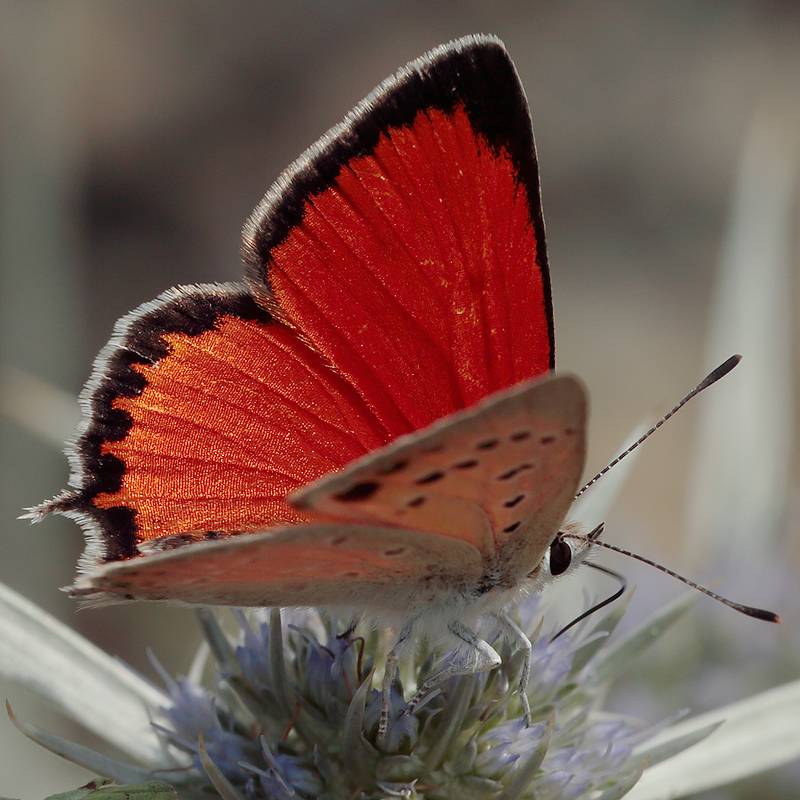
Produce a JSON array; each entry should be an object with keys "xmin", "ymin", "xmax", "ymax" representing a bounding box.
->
[{"xmin": 543, "ymin": 520, "xmax": 595, "ymax": 580}]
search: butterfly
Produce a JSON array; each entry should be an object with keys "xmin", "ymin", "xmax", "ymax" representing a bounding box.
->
[{"xmin": 33, "ymin": 34, "xmax": 592, "ymax": 737}]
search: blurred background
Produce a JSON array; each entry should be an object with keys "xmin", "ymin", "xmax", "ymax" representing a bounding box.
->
[{"xmin": 1, "ymin": 3, "xmax": 798, "ymax": 798}]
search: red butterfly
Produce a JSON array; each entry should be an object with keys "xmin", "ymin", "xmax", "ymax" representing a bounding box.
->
[{"xmin": 34, "ymin": 35, "xmax": 589, "ymax": 736}]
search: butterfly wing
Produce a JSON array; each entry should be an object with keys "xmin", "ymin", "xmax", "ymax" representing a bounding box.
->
[
  {"xmin": 242, "ymin": 33, "xmax": 553, "ymax": 432},
  {"xmin": 292, "ymin": 374, "xmax": 587, "ymax": 584},
  {"xmin": 68, "ymin": 523, "xmax": 483, "ymax": 608}
]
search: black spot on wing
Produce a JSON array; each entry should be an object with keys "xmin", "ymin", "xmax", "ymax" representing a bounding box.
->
[
  {"xmin": 380, "ymin": 459, "xmax": 409, "ymax": 474},
  {"xmin": 498, "ymin": 463, "xmax": 532, "ymax": 481},
  {"xmin": 334, "ymin": 481, "xmax": 381, "ymax": 502},
  {"xmin": 415, "ymin": 471, "xmax": 445, "ymax": 485}
]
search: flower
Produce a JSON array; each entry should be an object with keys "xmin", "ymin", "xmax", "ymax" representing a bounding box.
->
[
  {"xmin": 151, "ymin": 602, "xmax": 652, "ymax": 800},
  {"xmin": 6, "ymin": 573, "xmax": 796, "ymax": 800}
]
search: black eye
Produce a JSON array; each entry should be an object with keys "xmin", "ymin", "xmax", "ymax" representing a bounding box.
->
[{"xmin": 549, "ymin": 538, "xmax": 572, "ymax": 576}]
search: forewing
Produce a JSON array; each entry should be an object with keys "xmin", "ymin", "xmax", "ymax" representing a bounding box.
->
[
  {"xmin": 292, "ymin": 375, "xmax": 587, "ymax": 578},
  {"xmin": 243, "ymin": 35, "xmax": 553, "ymax": 433}
]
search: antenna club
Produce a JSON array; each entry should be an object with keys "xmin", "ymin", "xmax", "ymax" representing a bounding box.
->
[
  {"xmin": 747, "ymin": 608, "xmax": 781, "ymax": 623},
  {"xmin": 700, "ymin": 354, "xmax": 741, "ymax": 389}
]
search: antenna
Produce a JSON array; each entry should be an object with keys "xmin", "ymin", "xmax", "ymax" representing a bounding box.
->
[
  {"xmin": 561, "ymin": 531, "xmax": 781, "ymax": 623},
  {"xmin": 575, "ymin": 355, "xmax": 741, "ymax": 500},
  {"xmin": 550, "ymin": 356, "xmax": 780, "ymax": 634}
]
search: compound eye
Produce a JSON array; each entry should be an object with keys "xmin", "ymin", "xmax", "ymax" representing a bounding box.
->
[{"xmin": 549, "ymin": 537, "xmax": 572, "ymax": 576}]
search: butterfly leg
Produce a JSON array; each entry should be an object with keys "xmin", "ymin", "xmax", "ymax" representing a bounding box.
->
[
  {"xmin": 492, "ymin": 611, "xmax": 532, "ymax": 725},
  {"xmin": 379, "ymin": 617, "xmax": 416, "ymax": 741},
  {"xmin": 405, "ymin": 620, "xmax": 501, "ymax": 715}
]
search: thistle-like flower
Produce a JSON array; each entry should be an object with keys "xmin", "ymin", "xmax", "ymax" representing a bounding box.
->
[
  {"xmin": 3, "ymin": 577, "xmax": 726, "ymax": 800},
  {"xmin": 153, "ymin": 602, "xmax": 656, "ymax": 800}
]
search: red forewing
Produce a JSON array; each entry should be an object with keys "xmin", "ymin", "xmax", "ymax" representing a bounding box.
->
[{"xmin": 243, "ymin": 35, "xmax": 553, "ymax": 432}]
